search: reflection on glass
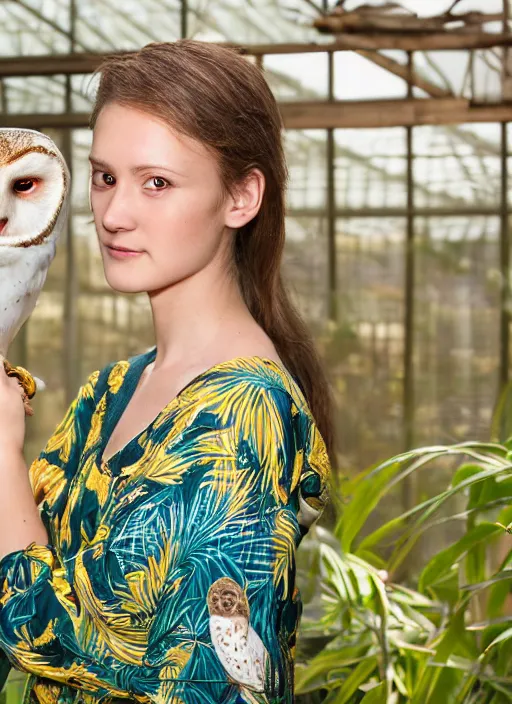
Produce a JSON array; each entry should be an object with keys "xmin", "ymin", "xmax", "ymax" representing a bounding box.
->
[
  {"xmin": 334, "ymin": 52, "xmax": 407, "ymax": 100},
  {"xmin": 284, "ymin": 216, "xmax": 328, "ymax": 326},
  {"xmin": 264, "ymin": 53, "xmax": 328, "ymax": 102},
  {"xmin": 335, "ymin": 128, "xmax": 407, "ymax": 209},
  {"xmin": 334, "ymin": 217, "xmax": 406, "ymax": 468},
  {"xmin": 413, "ymin": 124, "xmax": 501, "ymax": 209},
  {"xmin": 414, "ymin": 216, "xmax": 500, "ymax": 447},
  {"xmin": 187, "ymin": 0, "xmax": 319, "ymax": 44},
  {"xmin": 4, "ymin": 76, "xmax": 66, "ymax": 114},
  {"xmin": 285, "ymin": 130, "xmax": 327, "ymax": 211},
  {"xmin": 415, "ymin": 51, "xmax": 470, "ymax": 97}
]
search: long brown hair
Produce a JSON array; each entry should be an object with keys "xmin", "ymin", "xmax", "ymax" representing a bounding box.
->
[{"xmin": 89, "ymin": 40, "xmax": 338, "ymax": 468}]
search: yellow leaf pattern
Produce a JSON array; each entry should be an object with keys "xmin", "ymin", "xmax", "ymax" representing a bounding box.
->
[{"xmin": 0, "ymin": 348, "xmax": 330, "ymax": 704}]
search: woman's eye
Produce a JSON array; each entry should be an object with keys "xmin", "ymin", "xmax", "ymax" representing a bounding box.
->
[
  {"xmin": 91, "ymin": 170, "xmax": 115, "ymax": 187},
  {"xmin": 12, "ymin": 178, "xmax": 38, "ymax": 194},
  {"xmin": 144, "ymin": 176, "xmax": 170, "ymax": 190}
]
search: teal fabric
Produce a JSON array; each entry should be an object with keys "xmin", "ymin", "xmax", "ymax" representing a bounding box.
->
[{"xmin": 0, "ymin": 347, "xmax": 330, "ymax": 704}]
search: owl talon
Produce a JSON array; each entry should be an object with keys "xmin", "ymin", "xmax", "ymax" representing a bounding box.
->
[
  {"xmin": 22, "ymin": 395, "xmax": 34, "ymax": 416},
  {"xmin": 3, "ymin": 360, "xmax": 38, "ymax": 415}
]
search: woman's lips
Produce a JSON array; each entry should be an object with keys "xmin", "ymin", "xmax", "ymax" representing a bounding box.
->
[{"xmin": 105, "ymin": 245, "xmax": 144, "ymax": 259}]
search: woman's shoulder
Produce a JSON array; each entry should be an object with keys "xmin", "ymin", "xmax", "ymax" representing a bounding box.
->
[
  {"xmin": 178, "ymin": 355, "xmax": 332, "ymax": 524},
  {"xmin": 172, "ymin": 353, "xmax": 315, "ymax": 425},
  {"xmin": 170, "ymin": 354, "xmax": 330, "ymax": 480}
]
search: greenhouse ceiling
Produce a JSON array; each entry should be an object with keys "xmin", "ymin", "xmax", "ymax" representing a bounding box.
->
[{"xmin": 0, "ymin": 0, "xmax": 511, "ymax": 130}]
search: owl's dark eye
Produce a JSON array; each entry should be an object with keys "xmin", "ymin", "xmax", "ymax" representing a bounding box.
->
[{"xmin": 13, "ymin": 178, "xmax": 37, "ymax": 193}]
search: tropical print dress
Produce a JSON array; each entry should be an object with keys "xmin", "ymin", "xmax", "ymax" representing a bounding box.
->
[{"xmin": 0, "ymin": 345, "xmax": 331, "ymax": 704}]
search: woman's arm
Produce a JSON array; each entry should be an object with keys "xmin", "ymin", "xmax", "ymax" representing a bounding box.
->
[
  {"xmin": 0, "ymin": 363, "xmax": 101, "ymax": 560},
  {"xmin": 0, "ymin": 449, "xmax": 48, "ymax": 559},
  {"xmin": 0, "ymin": 366, "xmax": 112, "ymax": 695},
  {"xmin": 0, "ymin": 364, "xmax": 50, "ymax": 563}
]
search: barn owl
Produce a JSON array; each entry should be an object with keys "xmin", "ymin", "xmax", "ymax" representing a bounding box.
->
[
  {"xmin": 207, "ymin": 577, "xmax": 271, "ymax": 704},
  {"xmin": 0, "ymin": 129, "xmax": 70, "ymax": 414}
]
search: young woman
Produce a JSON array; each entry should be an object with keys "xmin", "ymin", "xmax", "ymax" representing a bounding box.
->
[{"xmin": 0, "ymin": 40, "xmax": 335, "ymax": 704}]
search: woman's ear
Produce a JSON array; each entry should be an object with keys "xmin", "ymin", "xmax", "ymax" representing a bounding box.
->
[{"xmin": 224, "ymin": 168, "xmax": 265, "ymax": 229}]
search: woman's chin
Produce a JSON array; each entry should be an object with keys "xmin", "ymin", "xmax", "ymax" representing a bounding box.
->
[{"xmin": 103, "ymin": 269, "xmax": 149, "ymax": 294}]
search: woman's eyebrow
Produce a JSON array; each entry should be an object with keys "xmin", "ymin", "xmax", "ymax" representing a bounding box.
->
[{"xmin": 88, "ymin": 156, "xmax": 186, "ymax": 177}]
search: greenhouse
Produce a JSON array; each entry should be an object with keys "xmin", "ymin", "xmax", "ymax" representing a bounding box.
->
[{"xmin": 0, "ymin": 1, "xmax": 511, "ymax": 702}]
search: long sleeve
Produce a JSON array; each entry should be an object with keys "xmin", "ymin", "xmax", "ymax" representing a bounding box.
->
[
  {"xmin": 0, "ymin": 368, "xmax": 130, "ymax": 698},
  {"xmin": 27, "ymin": 368, "xmax": 101, "ymax": 534}
]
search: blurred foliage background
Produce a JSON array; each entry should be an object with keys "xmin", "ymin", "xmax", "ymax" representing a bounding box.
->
[{"xmin": 1, "ymin": 0, "xmax": 512, "ymax": 701}]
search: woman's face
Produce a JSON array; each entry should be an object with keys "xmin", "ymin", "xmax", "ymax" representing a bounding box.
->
[{"xmin": 89, "ymin": 102, "xmax": 234, "ymax": 294}]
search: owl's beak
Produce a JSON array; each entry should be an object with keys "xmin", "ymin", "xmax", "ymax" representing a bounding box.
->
[{"xmin": 0, "ymin": 219, "xmax": 7, "ymax": 235}]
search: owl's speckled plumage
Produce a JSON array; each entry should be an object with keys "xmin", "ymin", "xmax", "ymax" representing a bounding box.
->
[
  {"xmin": 0, "ymin": 130, "xmax": 32, "ymax": 164},
  {"xmin": 0, "ymin": 128, "xmax": 69, "ymax": 361},
  {"xmin": 208, "ymin": 578, "xmax": 268, "ymax": 693}
]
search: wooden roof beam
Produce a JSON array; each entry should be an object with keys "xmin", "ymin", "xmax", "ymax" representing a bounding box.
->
[
  {"xmin": 2, "ymin": 99, "xmax": 512, "ymax": 130},
  {"xmin": 356, "ymin": 50, "xmax": 453, "ymax": 98},
  {"xmin": 280, "ymin": 98, "xmax": 512, "ymax": 129},
  {"xmin": 1, "ymin": 32, "xmax": 512, "ymax": 78},
  {"xmin": 313, "ymin": 6, "xmax": 504, "ymax": 34},
  {"xmin": 325, "ymin": 33, "xmax": 512, "ymax": 52}
]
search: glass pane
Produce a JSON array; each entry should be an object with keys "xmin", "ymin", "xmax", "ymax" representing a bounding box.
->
[
  {"xmin": 284, "ymin": 130, "xmax": 329, "ymax": 326},
  {"xmin": 4, "ymin": 76, "xmax": 66, "ymax": 114},
  {"xmin": 76, "ymin": 1, "xmax": 180, "ymax": 51},
  {"xmin": 335, "ymin": 128, "xmax": 407, "ymax": 210},
  {"xmin": 414, "ymin": 51, "xmax": 469, "ymax": 98},
  {"xmin": 334, "ymin": 52, "xmax": 407, "ymax": 100},
  {"xmin": 472, "ymin": 49, "xmax": 503, "ymax": 103},
  {"xmin": 284, "ymin": 216, "xmax": 328, "ymax": 326},
  {"xmin": 335, "ymin": 217, "xmax": 406, "ymax": 468},
  {"xmin": 413, "ymin": 216, "xmax": 500, "ymax": 447},
  {"xmin": 264, "ymin": 53, "xmax": 329, "ymax": 101},
  {"xmin": 188, "ymin": 0, "xmax": 319, "ymax": 43},
  {"xmin": 414, "ymin": 124, "xmax": 501, "ymax": 209},
  {"xmin": 0, "ymin": 0, "xmax": 70, "ymax": 56},
  {"xmin": 285, "ymin": 129, "xmax": 326, "ymax": 211},
  {"xmin": 506, "ymin": 123, "xmax": 512, "ymax": 156}
]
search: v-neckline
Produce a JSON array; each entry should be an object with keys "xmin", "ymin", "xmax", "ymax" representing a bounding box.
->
[{"xmin": 98, "ymin": 346, "xmax": 289, "ymax": 469}]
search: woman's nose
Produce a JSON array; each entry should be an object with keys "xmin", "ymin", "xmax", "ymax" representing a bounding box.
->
[{"xmin": 101, "ymin": 187, "xmax": 136, "ymax": 232}]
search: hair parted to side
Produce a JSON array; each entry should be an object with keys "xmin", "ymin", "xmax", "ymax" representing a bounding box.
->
[{"xmin": 89, "ymin": 39, "xmax": 338, "ymax": 469}]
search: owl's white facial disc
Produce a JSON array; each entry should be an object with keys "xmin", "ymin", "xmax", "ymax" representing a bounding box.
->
[{"xmin": 0, "ymin": 129, "xmax": 69, "ymax": 248}]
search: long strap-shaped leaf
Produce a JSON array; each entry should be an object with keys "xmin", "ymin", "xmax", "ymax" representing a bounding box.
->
[{"xmin": 0, "ymin": 651, "xmax": 11, "ymax": 694}]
